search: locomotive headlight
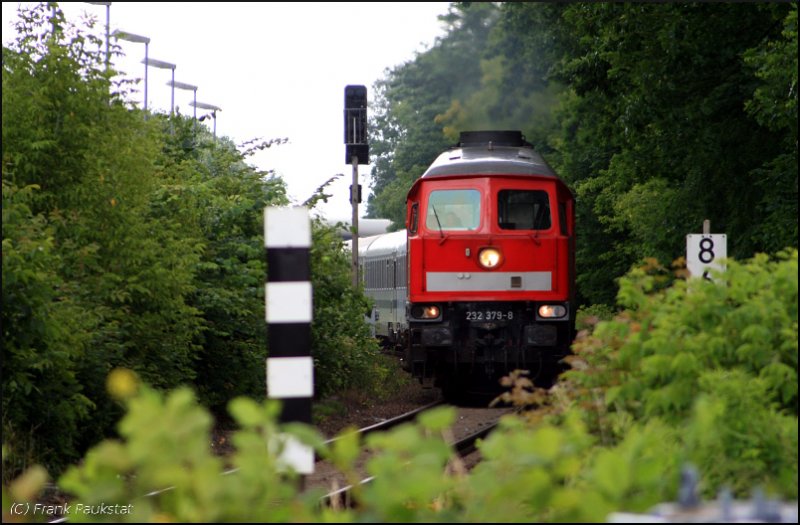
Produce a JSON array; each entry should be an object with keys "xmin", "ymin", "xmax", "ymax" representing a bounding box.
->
[
  {"xmin": 411, "ymin": 304, "xmax": 441, "ymax": 320},
  {"xmin": 538, "ymin": 305, "xmax": 567, "ymax": 319},
  {"xmin": 478, "ymin": 248, "xmax": 503, "ymax": 269},
  {"xmin": 424, "ymin": 305, "xmax": 440, "ymax": 319}
]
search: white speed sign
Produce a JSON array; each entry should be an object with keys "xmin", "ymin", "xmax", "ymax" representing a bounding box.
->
[{"xmin": 686, "ymin": 234, "xmax": 727, "ymax": 280}]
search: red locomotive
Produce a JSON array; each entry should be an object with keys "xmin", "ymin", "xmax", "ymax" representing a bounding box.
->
[{"xmin": 361, "ymin": 130, "xmax": 575, "ymax": 399}]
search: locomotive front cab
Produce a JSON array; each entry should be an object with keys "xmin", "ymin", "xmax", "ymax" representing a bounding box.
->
[{"xmin": 405, "ymin": 131, "xmax": 575, "ymax": 394}]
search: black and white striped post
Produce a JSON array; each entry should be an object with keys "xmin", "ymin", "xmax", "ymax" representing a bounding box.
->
[{"xmin": 264, "ymin": 206, "xmax": 314, "ymax": 475}]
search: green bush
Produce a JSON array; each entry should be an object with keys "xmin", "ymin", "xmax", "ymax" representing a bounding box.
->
[
  {"xmin": 308, "ymin": 216, "xmax": 384, "ymax": 399},
  {"xmin": 160, "ymin": 128, "xmax": 290, "ymax": 411},
  {"xmin": 564, "ymin": 250, "xmax": 798, "ymax": 497},
  {"xmin": 56, "ymin": 371, "xmax": 325, "ymax": 523},
  {"xmin": 575, "ymin": 303, "xmax": 617, "ymax": 332},
  {"xmin": 1, "ymin": 181, "xmax": 93, "ymax": 479},
  {"xmin": 4, "ymin": 383, "xmax": 679, "ymax": 522},
  {"xmin": 2, "ymin": 346, "xmax": 795, "ymax": 523},
  {"xmin": 2, "ymin": 3, "xmax": 383, "ymax": 477},
  {"xmin": 5, "ymin": 2, "xmax": 795, "ymax": 515},
  {"xmin": 3, "ymin": 4, "xmax": 205, "ymax": 475}
]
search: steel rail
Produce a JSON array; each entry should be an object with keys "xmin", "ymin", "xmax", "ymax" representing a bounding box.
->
[
  {"xmin": 319, "ymin": 419, "xmax": 499, "ymax": 509},
  {"xmin": 46, "ymin": 400, "xmax": 446, "ymax": 523}
]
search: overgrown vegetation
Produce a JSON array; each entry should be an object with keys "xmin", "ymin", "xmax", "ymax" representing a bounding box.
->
[
  {"xmin": 562, "ymin": 251, "xmax": 798, "ymax": 497},
  {"xmin": 2, "ymin": 3, "xmax": 383, "ymax": 480},
  {"xmin": 2, "ymin": 2, "xmax": 797, "ymax": 521},
  {"xmin": 367, "ymin": 3, "xmax": 798, "ymax": 305},
  {"xmin": 3, "ymin": 251, "xmax": 796, "ymax": 522}
]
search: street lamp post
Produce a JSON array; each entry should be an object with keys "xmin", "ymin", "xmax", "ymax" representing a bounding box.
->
[
  {"xmin": 168, "ymin": 81, "xmax": 198, "ymax": 117},
  {"xmin": 85, "ymin": 2, "xmax": 111, "ymax": 71},
  {"xmin": 143, "ymin": 58, "xmax": 176, "ymax": 115},
  {"xmin": 190, "ymin": 101, "xmax": 222, "ymax": 139},
  {"xmin": 168, "ymin": 80, "xmax": 198, "ymax": 138},
  {"xmin": 112, "ymin": 29, "xmax": 150, "ymax": 114}
]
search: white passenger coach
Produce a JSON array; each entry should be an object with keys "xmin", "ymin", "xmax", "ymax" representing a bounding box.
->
[{"xmin": 345, "ymin": 229, "xmax": 408, "ymax": 346}]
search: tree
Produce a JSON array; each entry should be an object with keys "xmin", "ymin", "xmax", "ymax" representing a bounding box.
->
[
  {"xmin": 368, "ymin": 2, "xmax": 797, "ymax": 306},
  {"xmin": 3, "ymin": 4, "xmax": 201, "ymax": 474},
  {"xmin": 550, "ymin": 3, "xmax": 797, "ymax": 303},
  {"xmin": 367, "ymin": 3, "xmax": 500, "ymax": 227}
]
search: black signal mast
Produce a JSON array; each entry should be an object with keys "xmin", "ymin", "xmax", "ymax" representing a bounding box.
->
[{"xmin": 344, "ymin": 85, "xmax": 369, "ymax": 287}]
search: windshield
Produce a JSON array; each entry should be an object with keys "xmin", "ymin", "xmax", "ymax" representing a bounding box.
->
[
  {"xmin": 426, "ymin": 189, "xmax": 480, "ymax": 231},
  {"xmin": 497, "ymin": 189, "xmax": 551, "ymax": 230}
]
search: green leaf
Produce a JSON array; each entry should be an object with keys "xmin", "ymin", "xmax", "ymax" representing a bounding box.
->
[{"xmin": 417, "ymin": 406, "xmax": 456, "ymax": 432}]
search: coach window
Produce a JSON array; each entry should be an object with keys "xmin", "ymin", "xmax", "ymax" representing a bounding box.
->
[
  {"xmin": 398, "ymin": 254, "xmax": 406, "ymax": 287},
  {"xmin": 409, "ymin": 203, "xmax": 419, "ymax": 234},
  {"xmin": 498, "ymin": 190, "xmax": 551, "ymax": 230},
  {"xmin": 426, "ymin": 189, "xmax": 480, "ymax": 231}
]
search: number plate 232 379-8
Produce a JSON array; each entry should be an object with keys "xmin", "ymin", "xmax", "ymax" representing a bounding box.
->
[{"xmin": 465, "ymin": 310, "xmax": 514, "ymax": 321}]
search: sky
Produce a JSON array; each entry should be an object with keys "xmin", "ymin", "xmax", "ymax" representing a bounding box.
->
[{"xmin": 1, "ymin": 1, "xmax": 451, "ymax": 222}]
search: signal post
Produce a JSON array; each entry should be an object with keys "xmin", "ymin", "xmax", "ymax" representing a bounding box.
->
[{"xmin": 344, "ymin": 85, "xmax": 369, "ymax": 288}]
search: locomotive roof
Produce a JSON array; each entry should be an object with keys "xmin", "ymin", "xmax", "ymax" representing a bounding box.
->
[{"xmin": 421, "ymin": 145, "xmax": 558, "ymax": 179}]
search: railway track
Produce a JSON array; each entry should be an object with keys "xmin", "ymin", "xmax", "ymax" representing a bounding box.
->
[
  {"xmin": 328, "ymin": 400, "xmax": 445, "ymax": 441},
  {"xmin": 313, "ymin": 403, "xmax": 514, "ymax": 507},
  {"xmin": 44, "ymin": 399, "xmax": 511, "ymax": 523},
  {"xmin": 319, "ymin": 411, "xmax": 502, "ymax": 509}
]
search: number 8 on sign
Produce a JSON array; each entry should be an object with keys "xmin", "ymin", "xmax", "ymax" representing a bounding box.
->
[
  {"xmin": 698, "ymin": 238, "xmax": 715, "ymax": 263},
  {"xmin": 686, "ymin": 234, "xmax": 727, "ymax": 280}
]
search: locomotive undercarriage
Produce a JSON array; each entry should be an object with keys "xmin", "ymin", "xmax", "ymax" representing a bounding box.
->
[{"xmin": 407, "ymin": 301, "xmax": 572, "ymax": 399}]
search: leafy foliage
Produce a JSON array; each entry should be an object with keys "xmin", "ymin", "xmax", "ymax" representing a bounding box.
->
[
  {"xmin": 2, "ymin": 3, "xmax": 384, "ymax": 479},
  {"xmin": 154, "ymin": 122, "xmax": 290, "ymax": 411},
  {"xmin": 57, "ymin": 375, "xmax": 325, "ymax": 523},
  {"xmin": 742, "ymin": 6, "xmax": 799, "ymax": 254},
  {"xmin": 551, "ymin": 3, "xmax": 798, "ymax": 304},
  {"xmin": 367, "ymin": 2, "xmax": 798, "ymax": 305},
  {"xmin": 3, "ymin": 3, "xmax": 797, "ymax": 518},
  {"xmin": 366, "ymin": 3, "xmax": 500, "ymax": 227},
  {"xmin": 307, "ymin": 216, "xmax": 384, "ymax": 398},
  {"xmin": 564, "ymin": 250, "xmax": 798, "ymax": 496},
  {"xmin": 1, "ymin": 181, "xmax": 93, "ymax": 477},
  {"xmin": 5, "ymin": 244, "xmax": 798, "ymax": 523},
  {"xmin": 3, "ymin": 3, "xmax": 204, "ymax": 475}
]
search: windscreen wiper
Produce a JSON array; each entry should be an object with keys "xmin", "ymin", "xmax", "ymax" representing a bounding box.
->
[
  {"xmin": 432, "ymin": 205, "xmax": 444, "ymax": 239},
  {"xmin": 431, "ymin": 205, "xmax": 449, "ymax": 245}
]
